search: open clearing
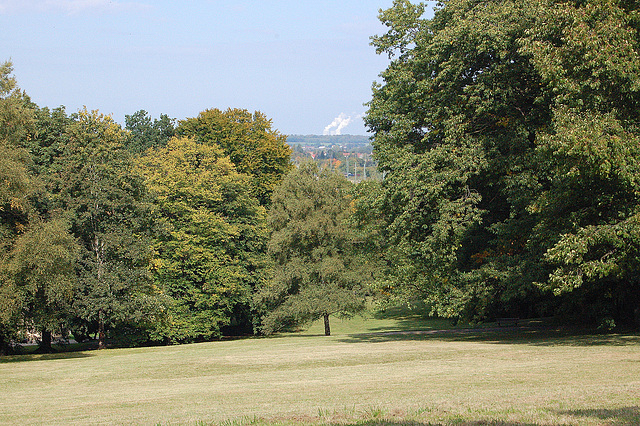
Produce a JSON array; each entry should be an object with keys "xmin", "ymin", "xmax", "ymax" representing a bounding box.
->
[{"xmin": 1, "ymin": 314, "xmax": 639, "ymax": 425}]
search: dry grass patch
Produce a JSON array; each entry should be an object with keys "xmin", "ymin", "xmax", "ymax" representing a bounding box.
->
[{"xmin": 1, "ymin": 316, "xmax": 639, "ymax": 425}]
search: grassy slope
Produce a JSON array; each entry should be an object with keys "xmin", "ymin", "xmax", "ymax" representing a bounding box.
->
[{"xmin": 1, "ymin": 312, "xmax": 639, "ymax": 425}]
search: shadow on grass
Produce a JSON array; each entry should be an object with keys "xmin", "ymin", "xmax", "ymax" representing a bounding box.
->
[
  {"xmin": 558, "ymin": 406, "xmax": 640, "ymax": 425},
  {"xmin": 338, "ymin": 326, "xmax": 640, "ymax": 347},
  {"xmin": 368, "ymin": 303, "xmax": 458, "ymax": 333},
  {"xmin": 0, "ymin": 349, "xmax": 94, "ymax": 363},
  {"xmin": 358, "ymin": 318, "xmax": 456, "ymax": 335}
]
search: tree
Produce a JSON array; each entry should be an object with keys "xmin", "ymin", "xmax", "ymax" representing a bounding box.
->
[
  {"xmin": 521, "ymin": 0, "xmax": 640, "ymax": 328},
  {"xmin": 52, "ymin": 109, "xmax": 162, "ymax": 348},
  {"xmin": 137, "ymin": 136, "xmax": 268, "ymax": 342},
  {"xmin": 365, "ymin": 0, "xmax": 548, "ymax": 321},
  {"xmin": 364, "ymin": 0, "xmax": 640, "ymax": 327},
  {"xmin": 124, "ymin": 110, "xmax": 175, "ymax": 154},
  {"xmin": 0, "ymin": 61, "xmax": 35, "ymax": 230},
  {"xmin": 0, "ymin": 63, "xmax": 82, "ymax": 353},
  {"xmin": 3, "ymin": 219, "xmax": 79, "ymax": 352},
  {"xmin": 0, "ymin": 60, "xmax": 38, "ymax": 353},
  {"xmin": 177, "ymin": 108, "xmax": 292, "ymax": 206},
  {"xmin": 256, "ymin": 163, "xmax": 369, "ymax": 336}
]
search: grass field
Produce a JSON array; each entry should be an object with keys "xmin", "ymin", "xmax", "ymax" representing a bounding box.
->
[{"xmin": 1, "ymin": 309, "xmax": 639, "ymax": 425}]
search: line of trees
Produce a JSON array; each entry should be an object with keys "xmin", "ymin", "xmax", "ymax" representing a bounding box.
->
[
  {"xmin": 2, "ymin": 0, "xmax": 640, "ymax": 353},
  {"xmin": 0, "ymin": 63, "xmax": 302, "ymax": 352}
]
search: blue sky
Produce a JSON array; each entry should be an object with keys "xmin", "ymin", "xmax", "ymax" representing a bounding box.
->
[{"xmin": 1, "ymin": 1, "xmax": 435, "ymax": 135}]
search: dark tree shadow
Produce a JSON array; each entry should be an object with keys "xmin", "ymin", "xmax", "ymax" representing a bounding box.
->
[
  {"xmin": 557, "ymin": 406, "xmax": 640, "ymax": 425},
  {"xmin": 0, "ymin": 350, "xmax": 94, "ymax": 363},
  {"xmin": 337, "ymin": 326, "xmax": 640, "ymax": 347}
]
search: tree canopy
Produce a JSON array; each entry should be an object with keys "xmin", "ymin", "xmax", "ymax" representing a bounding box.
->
[
  {"xmin": 364, "ymin": 0, "xmax": 640, "ymax": 328},
  {"xmin": 51, "ymin": 109, "xmax": 163, "ymax": 348},
  {"xmin": 124, "ymin": 110, "xmax": 176, "ymax": 154},
  {"xmin": 137, "ymin": 136, "xmax": 268, "ymax": 342},
  {"xmin": 0, "ymin": 61, "xmax": 297, "ymax": 351},
  {"xmin": 177, "ymin": 108, "xmax": 292, "ymax": 206},
  {"xmin": 256, "ymin": 163, "xmax": 370, "ymax": 336}
]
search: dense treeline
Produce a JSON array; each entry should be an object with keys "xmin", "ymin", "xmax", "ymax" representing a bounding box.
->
[
  {"xmin": 0, "ymin": 63, "xmax": 295, "ymax": 352},
  {"xmin": 2, "ymin": 0, "xmax": 640, "ymax": 354}
]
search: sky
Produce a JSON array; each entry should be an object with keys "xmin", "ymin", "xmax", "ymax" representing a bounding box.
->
[{"xmin": 0, "ymin": 0, "xmax": 436, "ymax": 136}]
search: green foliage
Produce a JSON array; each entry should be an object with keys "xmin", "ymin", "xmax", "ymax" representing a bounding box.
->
[
  {"xmin": 2, "ymin": 218, "xmax": 79, "ymax": 336},
  {"xmin": 0, "ymin": 61, "xmax": 33, "ymax": 148},
  {"xmin": 0, "ymin": 143, "xmax": 34, "ymax": 241},
  {"xmin": 30, "ymin": 105, "xmax": 72, "ymax": 177},
  {"xmin": 256, "ymin": 163, "xmax": 371, "ymax": 335},
  {"xmin": 365, "ymin": 0, "xmax": 640, "ymax": 327},
  {"xmin": 366, "ymin": 0, "xmax": 547, "ymax": 321},
  {"xmin": 52, "ymin": 109, "xmax": 163, "ymax": 347},
  {"xmin": 0, "ymin": 69, "xmax": 291, "ymax": 347},
  {"xmin": 0, "ymin": 61, "xmax": 38, "ymax": 352},
  {"xmin": 0, "ymin": 61, "xmax": 36, "ymax": 237},
  {"xmin": 520, "ymin": 2, "xmax": 640, "ymax": 325},
  {"xmin": 177, "ymin": 108, "xmax": 292, "ymax": 206},
  {"xmin": 1, "ymin": 66, "xmax": 292, "ymax": 348},
  {"xmin": 138, "ymin": 136, "xmax": 268, "ymax": 342},
  {"xmin": 124, "ymin": 109, "xmax": 176, "ymax": 154}
]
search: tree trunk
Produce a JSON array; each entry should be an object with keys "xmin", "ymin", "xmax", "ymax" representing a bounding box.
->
[
  {"xmin": 98, "ymin": 310, "xmax": 106, "ymax": 349},
  {"xmin": 95, "ymin": 236, "xmax": 107, "ymax": 350},
  {"xmin": 0, "ymin": 333, "xmax": 9, "ymax": 356},
  {"xmin": 323, "ymin": 313, "xmax": 331, "ymax": 336},
  {"xmin": 35, "ymin": 329, "xmax": 53, "ymax": 354}
]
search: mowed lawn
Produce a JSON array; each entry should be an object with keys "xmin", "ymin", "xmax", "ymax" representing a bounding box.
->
[{"xmin": 1, "ymin": 313, "xmax": 639, "ymax": 425}]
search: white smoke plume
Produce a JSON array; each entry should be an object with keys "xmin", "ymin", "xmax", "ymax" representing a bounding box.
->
[{"xmin": 323, "ymin": 113, "xmax": 352, "ymax": 135}]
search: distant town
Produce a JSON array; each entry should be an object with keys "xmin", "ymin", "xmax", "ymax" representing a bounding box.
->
[{"xmin": 286, "ymin": 134, "xmax": 380, "ymax": 181}]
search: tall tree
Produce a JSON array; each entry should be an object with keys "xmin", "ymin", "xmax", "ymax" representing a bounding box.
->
[
  {"xmin": 256, "ymin": 163, "xmax": 369, "ymax": 336},
  {"xmin": 177, "ymin": 108, "xmax": 292, "ymax": 206},
  {"xmin": 366, "ymin": 0, "xmax": 549, "ymax": 321},
  {"xmin": 0, "ymin": 60, "xmax": 37, "ymax": 353},
  {"xmin": 52, "ymin": 109, "xmax": 161, "ymax": 348},
  {"xmin": 521, "ymin": 0, "xmax": 640, "ymax": 328},
  {"xmin": 0, "ymin": 63, "xmax": 81, "ymax": 353},
  {"xmin": 0, "ymin": 61, "xmax": 34, "ymax": 227},
  {"xmin": 137, "ymin": 136, "xmax": 268, "ymax": 342},
  {"xmin": 365, "ymin": 0, "xmax": 640, "ymax": 327}
]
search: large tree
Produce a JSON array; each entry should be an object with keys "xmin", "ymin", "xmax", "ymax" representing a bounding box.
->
[
  {"xmin": 256, "ymin": 163, "xmax": 369, "ymax": 336},
  {"xmin": 365, "ymin": 0, "xmax": 640, "ymax": 327},
  {"xmin": 0, "ymin": 63, "xmax": 83, "ymax": 352},
  {"xmin": 3, "ymin": 219, "xmax": 79, "ymax": 352},
  {"xmin": 0, "ymin": 61, "xmax": 34, "ymax": 233},
  {"xmin": 52, "ymin": 109, "xmax": 162, "ymax": 348},
  {"xmin": 177, "ymin": 108, "xmax": 292, "ymax": 206},
  {"xmin": 137, "ymin": 136, "xmax": 268, "ymax": 342},
  {"xmin": 0, "ymin": 61, "xmax": 40, "ymax": 353},
  {"xmin": 522, "ymin": 0, "xmax": 640, "ymax": 328}
]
